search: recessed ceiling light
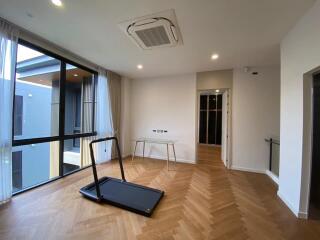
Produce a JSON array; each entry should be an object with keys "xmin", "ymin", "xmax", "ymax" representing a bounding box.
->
[
  {"xmin": 74, "ymin": 74, "xmax": 78, "ymax": 77},
  {"xmin": 51, "ymin": 0, "xmax": 63, "ymax": 7},
  {"xmin": 215, "ymin": 89, "xmax": 220, "ymax": 93},
  {"xmin": 211, "ymin": 54, "xmax": 219, "ymax": 60},
  {"xmin": 137, "ymin": 64, "xmax": 143, "ymax": 69}
]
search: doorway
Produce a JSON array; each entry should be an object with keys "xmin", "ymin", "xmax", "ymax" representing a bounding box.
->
[
  {"xmin": 310, "ymin": 72, "xmax": 320, "ymax": 219},
  {"xmin": 197, "ymin": 89, "xmax": 230, "ymax": 167},
  {"xmin": 199, "ymin": 93, "xmax": 222, "ymax": 145}
]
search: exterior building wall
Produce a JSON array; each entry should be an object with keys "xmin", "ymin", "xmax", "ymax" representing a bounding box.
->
[{"xmin": 13, "ymin": 81, "xmax": 52, "ymax": 189}]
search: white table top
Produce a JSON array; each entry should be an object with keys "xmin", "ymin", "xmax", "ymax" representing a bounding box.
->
[{"xmin": 134, "ymin": 138, "xmax": 176, "ymax": 144}]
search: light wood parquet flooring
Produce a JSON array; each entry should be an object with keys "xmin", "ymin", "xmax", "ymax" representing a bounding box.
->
[{"xmin": 0, "ymin": 145, "xmax": 320, "ymax": 239}]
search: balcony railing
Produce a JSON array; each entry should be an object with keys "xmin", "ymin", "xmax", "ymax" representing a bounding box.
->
[{"xmin": 265, "ymin": 138, "xmax": 280, "ymax": 177}]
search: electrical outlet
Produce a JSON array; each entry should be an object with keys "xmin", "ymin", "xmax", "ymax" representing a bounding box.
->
[{"xmin": 153, "ymin": 129, "xmax": 168, "ymax": 133}]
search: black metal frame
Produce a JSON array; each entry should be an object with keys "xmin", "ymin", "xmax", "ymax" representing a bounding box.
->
[
  {"xmin": 12, "ymin": 38, "xmax": 98, "ymax": 195},
  {"xmin": 59, "ymin": 61, "xmax": 67, "ymax": 177},
  {"xmin": 13, "ymin": 38, "xmax": 98, "ymax": 142},
  {"xmin": 265, "ymin": 138, "xmax": 280, "ymax": 171},
  {"xmin": 12, "ymin": 133, "xmax": 97, "ymax": 147},
  {"xmin": 89, "ymin": 137, "xmax": 126, "ymax": 200},
  {"xmin": 80, "ymin": 137, "xmax": 164, "ymax": 217},
  {"xmin": 17, "ymin": 39, "xmax": 97, "ymax": 74}
]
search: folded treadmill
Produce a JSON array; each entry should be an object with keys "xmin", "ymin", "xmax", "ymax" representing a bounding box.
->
[{"xmin": 80, "ymin": 137, "xmax": 164, "ymax": 217}]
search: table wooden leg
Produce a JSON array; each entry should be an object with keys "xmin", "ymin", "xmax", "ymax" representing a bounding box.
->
[
  {"xmin": 131, "ymin": 141, "xmax": 138, "ymax": 161},
  {"xmin": 143, "ymin": 141, "xmax": 145, "ymax": 159},
  {"xmin": 167, "ymin": 144, "xmax": 170, "ymax": 170},
  {"xmin": 172, "ymin": 144, "xmax": 177, "ymax": 167}
]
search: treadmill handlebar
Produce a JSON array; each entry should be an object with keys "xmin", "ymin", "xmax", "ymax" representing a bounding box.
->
[{"xmin": 89, "ymin": 136, "xmax": 126, "ymax": 200}]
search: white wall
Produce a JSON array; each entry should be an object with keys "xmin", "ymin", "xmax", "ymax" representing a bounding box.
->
[
  {"xmin": 123, "ymin": 66, "xmax": 280, "ymax": 174},
  {"xmin": 197, "ymin": 69, "xmax": 233, "ymax": 90},
  {"xmin": 120, "ymin": 77, "xmax": 131, "ymax": 157},
  {"xmin": 130, "ymin": 74, "xmax": 197, "ymax": 163},
  {"xmin": 232, "ymin": 66, "xmax": 280, "ymax": 173},
  {"xmin": 280, "ymin": 0, "xmax": 320, "ymax": 217}
]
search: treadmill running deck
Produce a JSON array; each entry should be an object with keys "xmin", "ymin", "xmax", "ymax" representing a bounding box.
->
[{"xmin": 80, "ymin": 177, "xmax": 164, "ymax": 217}]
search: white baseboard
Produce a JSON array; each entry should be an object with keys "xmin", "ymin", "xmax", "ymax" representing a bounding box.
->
[
  {"xmin": 298, "ymin": 211, "xmax": 308, "ymax": 219},
  {"xmin": 230, "ymin": 165, "xmax": 266, "ymax": 174},
  {"xmin": 265, "ymin": 170, "xmax": 279, "ymax": 185},
  {"xmin": 277, "ymin": 190, "xmax": 299, "ymax": 217},
  {"xmin": 134, "ymin": 153, "xmax": 195, "ymax": 164}
]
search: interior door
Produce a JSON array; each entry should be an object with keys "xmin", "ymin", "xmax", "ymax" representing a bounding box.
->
[
  {"xmin": 221, "ymin": 91, "xmax": 228, "ymax": 166},
  {"xmin": 216, "ymin": 94, "xmax": 222, "ymax": 145},
  {"xmin": 199, "ymin": 95, "xmax": 208, "ymax": 144},
  {"xmin": 208, "ymin": 95, "xmax": 216, "ymax": 144},
  {"xmin": 310, "ymin": 73, "xmax": 320, "ymax": 218},
  {"xmin": 199, "ymin": 93, "xmax": 223, "ymax": 145}
]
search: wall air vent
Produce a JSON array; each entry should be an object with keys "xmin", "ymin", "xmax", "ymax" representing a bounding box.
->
[{"xmin": 119, "ymin": 9, "xmax": 183, "ymax": 50}]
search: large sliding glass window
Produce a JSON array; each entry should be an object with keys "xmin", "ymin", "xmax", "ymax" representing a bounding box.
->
[
  {"xmin": 64, "ymin": 64, "xmax": 94, "ymax": 135},
  {"xmin": 12, "ymin": 40, "xmax": 97, "ymax": 194},
  {"xmin": 14, "ymin": 45, "xmax": 60, "ymax": 140}
]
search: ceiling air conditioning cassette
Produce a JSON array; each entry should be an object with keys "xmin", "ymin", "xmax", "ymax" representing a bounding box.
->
[
  {"xmin": 119, "ymin": 9, "xmax": 183, "ymax": 50},
  {"xmin": 127, "ymin": 18, "xmax": 178, "ymax": 50}
]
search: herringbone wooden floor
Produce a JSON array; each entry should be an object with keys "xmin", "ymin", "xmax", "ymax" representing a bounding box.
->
[{"xmin": 1, "ymin": 145, "xmax": 320, "ymax": 239}]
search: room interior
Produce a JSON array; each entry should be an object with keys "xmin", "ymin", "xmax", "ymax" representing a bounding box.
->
[{"xmin": 1, "ymin": 0, "xmax": 320, "ymax": 239}]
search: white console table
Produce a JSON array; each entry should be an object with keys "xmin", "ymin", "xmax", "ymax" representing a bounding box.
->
[{"xmin": 131, "ymin": 138, "xmax": 177, "ymax": 170}]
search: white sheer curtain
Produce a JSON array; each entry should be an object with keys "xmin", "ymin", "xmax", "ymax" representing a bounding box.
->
[
  {"xmin": 0, "ymin": 19, "xmax": 18, "ymax": 204},
  {"xmin": 95, "ymin": 68, "xmax": 114, "ymax": 163}
]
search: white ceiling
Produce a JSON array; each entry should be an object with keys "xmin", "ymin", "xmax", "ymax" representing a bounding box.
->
[{"xmin": 0, "ymin": 0, "xmax": 315, "ymax": 79}]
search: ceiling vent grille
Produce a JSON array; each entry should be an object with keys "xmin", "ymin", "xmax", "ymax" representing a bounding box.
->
[
  {"xmin": 119, "ymin": 10, "xmax": 183, "ymax": 50},
  {"xmin": 135, "ymin": 25, "xmax": 171, "ymax": 47}
]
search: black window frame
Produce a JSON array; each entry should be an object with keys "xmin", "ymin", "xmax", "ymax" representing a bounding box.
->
[{"xmin": 12, "ymin": 38, "xmax": 98, "ymax": 195}]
